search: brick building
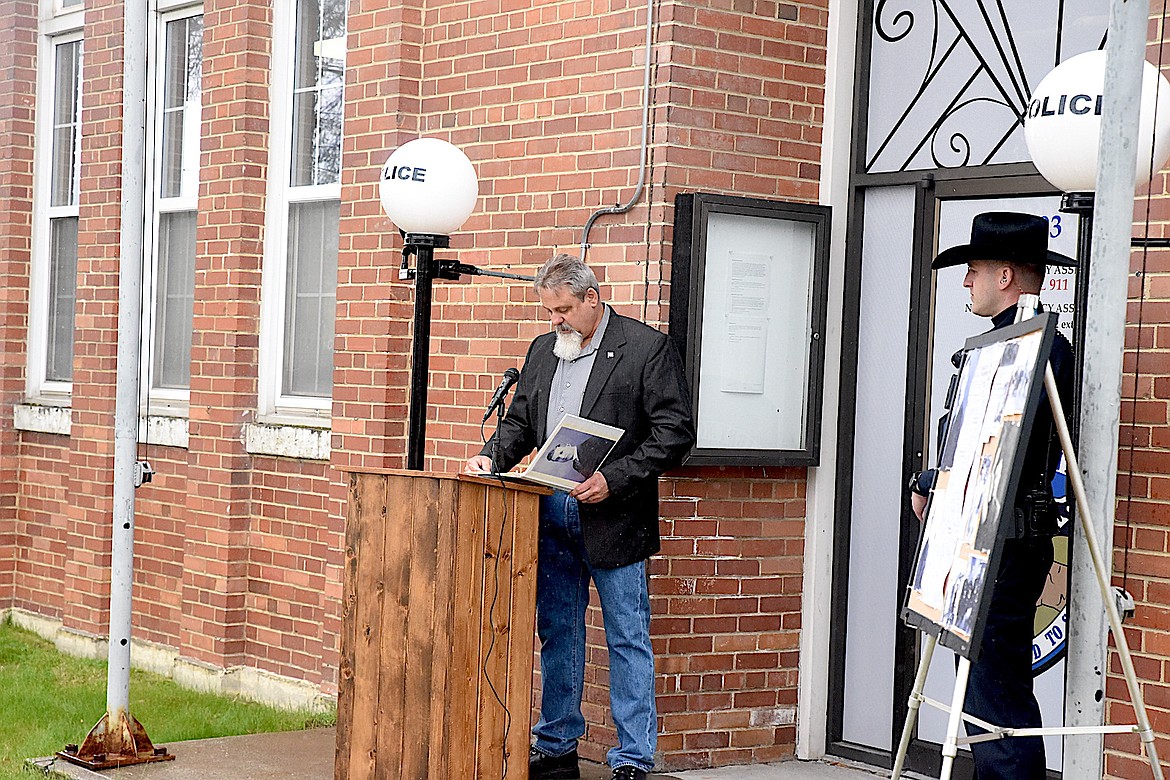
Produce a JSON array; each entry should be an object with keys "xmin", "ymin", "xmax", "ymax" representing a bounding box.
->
[{"xmin": 0, "ymin": 0, "xmax": 1168, "ymax": 776}]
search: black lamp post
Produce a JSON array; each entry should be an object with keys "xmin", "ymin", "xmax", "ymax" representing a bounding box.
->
[
  {"xmin": 400, "ymin": 232, "xmax": 448, "ymax": 470},
  {"xmin": 397, "ymin": 232, "xmax": 533, "ymax": 470},
  {"xmin": 381, "ymin": 139, "xmax": 533, "ymax": 470},
  {"xmin": 1059, "ymin": 192, "xmax": 1094, "ymax": 433}
]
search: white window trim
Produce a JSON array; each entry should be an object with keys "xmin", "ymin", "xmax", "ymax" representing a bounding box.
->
[
  {"xmin": 27, "ymin": 27, "xmax": 82, "ymax": 405},
  {"xmin": 139, "ymin": 3, "xmax": 203, "ymax": 419},
  {"xmin": 157, "ymin": 0, "xmax": 199, "ymax": 12},
  {"xmin": 41, "ymin": 0, "xmax": 83, "ymax": 27},
  {"xmin": 258, "ymin": 0, "xmax": 340, "ymax": 427}
]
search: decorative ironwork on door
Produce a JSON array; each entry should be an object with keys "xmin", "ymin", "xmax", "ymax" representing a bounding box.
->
[{"xmin": 863, "ymin": 1, "xmax": 1109, "ymax": 174}]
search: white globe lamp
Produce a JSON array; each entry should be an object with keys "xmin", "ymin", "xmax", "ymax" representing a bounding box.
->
[
  {"xmin": 379, "ymin": 138, "xmax": 479, "ymax": 236},
  {"xmin": 378, "ymin": 138, "xmax": 480, "ymax": 471},
  {"xmin": 1024, "ymin": 50, "xmax": 1170, "ymax": 193}
]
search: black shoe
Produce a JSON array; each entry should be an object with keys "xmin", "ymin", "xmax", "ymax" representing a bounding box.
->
[
  {"xmin": 611, "ymin": 767, "xmax": 648, "ymax": 780},
  {"xmin": 529, "ymin": 746, "xmax": 580, "ymax": 780}
]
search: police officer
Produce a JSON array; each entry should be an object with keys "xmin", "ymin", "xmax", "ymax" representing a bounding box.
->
[{"xmin": 908, "ymin": 212, "xmax": 1075, "ymax": 779}]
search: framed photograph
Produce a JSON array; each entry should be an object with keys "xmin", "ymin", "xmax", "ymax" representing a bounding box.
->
[
  {"xmin": 501, "ymin": 415, "xmax": 624, "ymax": 492},
  {"xmin": 902, "ymin": 314, "xmax": 1057, "ymax": 659},
  {"xmin": 669, "ymin": 193, "xmax": 832, "ymax": 466}
]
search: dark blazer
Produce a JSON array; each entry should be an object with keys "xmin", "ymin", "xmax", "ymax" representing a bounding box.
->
[{"xmin": 483, "ymin": 311, "xmax": 695, "ymax": 568}]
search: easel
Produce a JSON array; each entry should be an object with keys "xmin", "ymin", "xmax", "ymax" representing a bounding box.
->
[{"xmin": 892, "ymin": 300, "xmax": 1164, "ymax": 780}]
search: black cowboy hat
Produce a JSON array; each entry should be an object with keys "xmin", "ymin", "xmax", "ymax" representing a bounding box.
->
[{"xmin": 931, "ymin": 211, "xmax": 1077, "ymax": 270}]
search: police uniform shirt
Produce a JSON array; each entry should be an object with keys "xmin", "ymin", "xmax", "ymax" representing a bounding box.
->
[{"xmin": 989, "ymin": 305, "xmax": 1074, "ymax": 508}]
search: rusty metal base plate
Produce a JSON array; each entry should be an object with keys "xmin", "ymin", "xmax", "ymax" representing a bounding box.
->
[
  {"xmin": 59, "ymin": 710, "xmax": 175, "ymax": 771},
  {"xmin": 56, "ymin": 749, "xmax": 175, "ymax": 771}
]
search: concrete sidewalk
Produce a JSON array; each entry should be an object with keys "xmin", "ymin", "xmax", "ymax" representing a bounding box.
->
[{"xmin": 39, "ymin": 728, "xmax": 892, "ymax": 780}]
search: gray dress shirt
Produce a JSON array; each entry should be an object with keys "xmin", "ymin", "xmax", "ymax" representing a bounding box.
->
[{"xmin": 545, "ymin": 304, "xmax": 611, "ymax": 440}]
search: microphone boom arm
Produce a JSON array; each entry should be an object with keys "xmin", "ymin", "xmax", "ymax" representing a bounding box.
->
[{"xmin": 437, "ymin": 261, "xmax": 534, "ymax": 282}]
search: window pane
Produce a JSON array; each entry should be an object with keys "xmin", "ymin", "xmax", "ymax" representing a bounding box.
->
[
  {"xmin": 290, "ymin": 90, "xmax": 318, "ymax": 187},
  {"xmin": 317, "ymin": 85, "xmax": 343, "ymax": 181},
  {"xmin": 153, "ymin": 211, "xmax": 196, "ymax": 389},
  {"xmin": 46, "ymin": 217, "xmax": 78, "ymax": 383},
  {"xmin": 161, "ymin": 111, "xmax": 185, "ymax": 197},
  {"xmin": 50, "ymin": 40, "xmax": 81, "ymax": 208},
  {"xmin": 290, "ymin": 0, "xmax": 346, "ymax": 187},
  {"xmin": 160, "ymin": 16, "xmax": 203, "ymax": 199},
  {"xmin": 320, "ymin": 0, "xmax": 346, "ymax": 45},
  {"xmin": 283, "ymin": 200, "xmax": 338, "ymax": 397},
  {"xmin": 292, "ymin": 0, "xmax": 321, "ymax": 94}
]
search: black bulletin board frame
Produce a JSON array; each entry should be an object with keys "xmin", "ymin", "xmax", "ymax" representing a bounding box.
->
[
  {"xmin": 902, "ymin": 314, "xmax": 1058, "ymax": 660},
  {"xmin": 669, "ymin": 192, "xmax": 832, "ymax": 467}
]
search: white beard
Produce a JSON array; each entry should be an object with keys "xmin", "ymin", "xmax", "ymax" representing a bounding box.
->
[{"xmin": 553, "ymin": 327, "xmax": 584, "ymax": 361}]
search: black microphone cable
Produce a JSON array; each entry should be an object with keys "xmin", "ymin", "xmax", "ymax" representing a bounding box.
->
[{"xmin": 479, "ymin": 414, "xmax": 513, "ymax": 779}]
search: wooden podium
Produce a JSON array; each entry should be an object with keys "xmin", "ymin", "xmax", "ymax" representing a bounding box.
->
[{"xmin": 335, "ymin": 470, "xmax": 549, "ymax": 780}]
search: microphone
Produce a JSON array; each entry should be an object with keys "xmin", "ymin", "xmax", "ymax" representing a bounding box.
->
[{"xmin": 482, "ymin": 368, "xmax": 520, "ymax": 422}]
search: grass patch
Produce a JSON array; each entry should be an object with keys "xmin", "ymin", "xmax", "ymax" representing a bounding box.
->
[{"xmin": 0, "ymin": 620, "xmax": 334, "ymax": 779}]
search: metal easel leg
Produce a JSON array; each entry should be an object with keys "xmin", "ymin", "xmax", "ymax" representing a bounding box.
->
[
  {"xmin": 1044, "ymin": 365, "xmax": 1165, "ymax": 780},
  {"xmin": 892, "ymin": 633, "xmax": 938, "ymax": 779},
  {"xmin": 939, "ymin": 658, "xmax": 971, "ymax": 780}
]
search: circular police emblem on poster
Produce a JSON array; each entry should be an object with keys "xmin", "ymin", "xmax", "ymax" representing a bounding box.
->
[{"xmin": 1033, "ymin": 462, "xmax": 1070, "ymax": 675}]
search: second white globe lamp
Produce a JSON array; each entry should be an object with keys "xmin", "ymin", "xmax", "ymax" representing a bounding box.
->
[{"xmin": 1024, "ymin": 50, "xmax": 1170, "ymax": 193}]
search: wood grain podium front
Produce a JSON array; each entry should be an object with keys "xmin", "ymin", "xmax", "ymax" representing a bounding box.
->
[{"xmin": 336, "ymin": 470, "xmax": 550, "ymax": 780}]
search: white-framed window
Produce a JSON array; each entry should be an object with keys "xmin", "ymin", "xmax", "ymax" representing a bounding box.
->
[
  {"xmin": 259, "ymin": 0, "xmax": 345, "ymax": 422},
  {"xmin": 50, "ymin": 0, "xmax": 84, "ymax": 15},
  {"xmin": 142, "ymin": 7, "xmax": 202, "ymax": 413},
  {"xmin": 27, "ymin": 29, "xmax": 82, "ymax": 402}
]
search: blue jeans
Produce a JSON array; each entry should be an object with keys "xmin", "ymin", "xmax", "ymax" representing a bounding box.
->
[{"xmin": 532, "ymin": 492, "xmax": 656, "ymax": 771}]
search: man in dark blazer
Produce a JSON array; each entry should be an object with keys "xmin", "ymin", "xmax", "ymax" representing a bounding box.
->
[{"xmin": 465, "ymin": 254, "xmax": 694, "ymax": 780}]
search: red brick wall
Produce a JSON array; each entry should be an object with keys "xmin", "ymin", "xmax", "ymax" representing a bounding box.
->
[
  {"xmin": 1105, "ymin": 203, "xmax": 1170, "ymax": 773},
  {"xmin": 657, "ymin": 0, "xmax": 826, "ymax": 203},
  {"xmin": 1102, "ymin": 242, "xmax": 1170, "ymax": 779},
  {"xmin": 648, "ymin": 6, "xmax": 824, "ymax": 765},
  {"xmin": 13, "ymin": 437, "xmax": 70, "ymax": 617},
  {"xmin": 1100, "ymin": 18, "xmax": 1170, "ymax": 779},
  {"xmin": 247, "ymin": 461, "xmax": 342, "ymax": 688},
  {"xmin": 4, "ymin": 0, "xmax": 828, "ymax": 771},
  {"xmin": 332, "ymin": 0, "xmax": 423, "ymax": 474},
  {"xmin": 130, "ymin": 450, "xmax": 188, "ymax": 646},
  {"xmin": 178, "ymin": 0, "xmax": 271, "ymax": 671},
  {"xmin": 654, "ymin": 470, "xmax": 806, "ymax": 767},
  {"xmin": 0, "ymin": 0, "xmax": 37, "ymax": 605}
]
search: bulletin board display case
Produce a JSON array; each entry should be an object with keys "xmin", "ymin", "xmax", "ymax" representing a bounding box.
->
[{"xmin": 670, "ymin": 193, "xmax": 832, "ymax": 466}]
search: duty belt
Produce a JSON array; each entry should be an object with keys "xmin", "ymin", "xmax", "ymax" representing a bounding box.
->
[{"xmin": 1011, "ymin": 502, "xmax": 1058, "ymax": 539}]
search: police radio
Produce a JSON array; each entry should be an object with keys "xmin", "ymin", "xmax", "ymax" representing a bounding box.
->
[{"xmin": 936, "ymin": 348, "xmax": 968, "ymax": 455}]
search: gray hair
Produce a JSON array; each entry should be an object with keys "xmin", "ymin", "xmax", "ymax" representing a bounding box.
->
[{"xmin": 533, "ymin": 254, "xmax": 599, "ymax": 300}]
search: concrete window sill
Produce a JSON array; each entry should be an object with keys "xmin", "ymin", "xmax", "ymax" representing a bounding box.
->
[
  {"xmin": 14, "ymin": 404, "xmax": 71, "ymax": 436},
  {"xmin": 244, "ymin": 422, "xmax": 331, "ymax": 461}
]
